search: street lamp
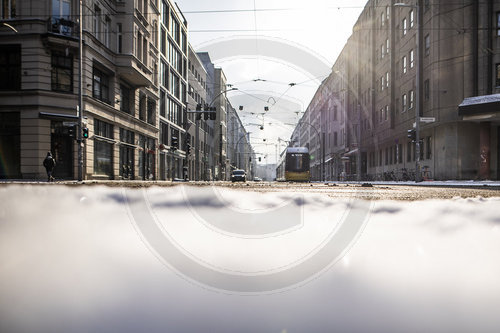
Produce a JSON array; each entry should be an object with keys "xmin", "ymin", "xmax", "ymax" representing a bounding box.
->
[{"xmin": 395, "ymin": 1, "xmax": 421, "ymax": 182}]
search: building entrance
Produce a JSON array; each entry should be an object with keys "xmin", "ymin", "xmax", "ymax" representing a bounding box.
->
[{"xmin": 51, "ymin": 122, "xmax": 74, "ymax": 179}]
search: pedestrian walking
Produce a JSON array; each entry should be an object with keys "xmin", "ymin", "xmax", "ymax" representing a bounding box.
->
[{"xmin": 43, "ymin": 151, "xmax": 56, "ymax": 182}]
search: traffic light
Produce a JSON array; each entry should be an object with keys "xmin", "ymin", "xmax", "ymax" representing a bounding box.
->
[
  {"xmin": 407, "ymin": 129, "xmax": 416, "ymax": 141},
  {"xmin": 209, "ymin": 107, "xmax": 216, "ymax": 120},
  {"xmin": 204, "ymin": 111, "xmax": 209, "ymax": 120},
  {"xmin": 82, "ymin": 127, "xmax": 89, "ymax": 139},
  {"xmin": 258, "ymin": 157, "xmax": 261, "ymax": 162},
  {"xmin": 171, "ymin": 136, "xmax": 178, "ymax": 150},
  {"xmin": 186, "ymin": 144, "xmax": 192, "ymax": 155}
]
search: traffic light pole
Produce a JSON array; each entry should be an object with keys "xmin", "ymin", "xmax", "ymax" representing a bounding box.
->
[{"xmin": 77, "ymin": 0, "xmax": 83, "ymax": 181}]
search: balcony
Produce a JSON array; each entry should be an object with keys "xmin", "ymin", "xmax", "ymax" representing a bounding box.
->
[
  {"xmin": 44, "ymin": 17, "xmax": 79, "ymax": 48},
  {"xmin": 116, "ymin": 54, "xmax": 153, "ymax": 87}
]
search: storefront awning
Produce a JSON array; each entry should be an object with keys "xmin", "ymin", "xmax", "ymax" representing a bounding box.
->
[
  {"xmin": 458, "ymin": 94, "xmax": 500, "ymax": 117},
  {"xmin": 325, "ymin": 156, "xmax": 334, "ymax": 164}
]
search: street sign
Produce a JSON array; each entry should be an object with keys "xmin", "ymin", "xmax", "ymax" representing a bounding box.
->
[{"xmin": 420, "ymin": 117, "xmax": 436, "ymax": 123}]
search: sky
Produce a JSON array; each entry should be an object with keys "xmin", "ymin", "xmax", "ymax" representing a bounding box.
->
[
  {"xmin": 175, "ymin": 0, "xmax": 369, "ymax": 163},
  {"xmin": 1, "ymin": 185, "xmax": 500, "ymax": 332}
]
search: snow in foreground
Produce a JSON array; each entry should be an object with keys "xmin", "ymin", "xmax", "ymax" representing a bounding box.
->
[{"xmin": 0, "ymin": 185, "xmax": 499, "ymax": 333}]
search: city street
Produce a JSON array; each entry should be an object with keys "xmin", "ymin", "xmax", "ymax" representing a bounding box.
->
[{"xmin": 1, "ymin": 183, "xmax": 499, "ymax": 332}]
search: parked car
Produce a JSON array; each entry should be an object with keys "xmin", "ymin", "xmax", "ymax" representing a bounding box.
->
[
  {"xmin": 253, "ymin": 177, "xmax": 262, "ymax": 182},
  {"xmin": 231, "ymin": 169, "xmax": 246, "ymax": 182}
]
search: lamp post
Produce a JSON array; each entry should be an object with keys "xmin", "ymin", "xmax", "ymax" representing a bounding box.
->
[{"xmin": 395, "ymin": 1, "xmax": 421, "ymax": 182}]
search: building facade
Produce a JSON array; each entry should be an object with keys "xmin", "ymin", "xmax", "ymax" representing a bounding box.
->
[
  {"xmin": 294, "ymin": 0, "xmax": 500, "ymax": 181},
  {"xmin": 0, "ymin": 0, "xmax": 251, "ymax": 181}
]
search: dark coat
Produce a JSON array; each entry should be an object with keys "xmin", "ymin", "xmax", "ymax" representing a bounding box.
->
[{"xmin": 43, "ymin": 155, "xmax": 56, "ymax": 171}]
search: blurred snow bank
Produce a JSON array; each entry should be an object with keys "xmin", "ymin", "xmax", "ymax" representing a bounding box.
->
[{"xmin": 0, "ymin": 185, "xmax": 499, "ymax": 333}]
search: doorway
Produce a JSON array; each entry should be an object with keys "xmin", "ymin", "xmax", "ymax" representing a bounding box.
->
[{"xmin": 51, "ymin": 122, "xmax": 74, "ymax": 179}]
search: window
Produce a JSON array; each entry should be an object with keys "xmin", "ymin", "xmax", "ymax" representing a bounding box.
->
[
  {"xmin": 120, "ymin": 84, "xmax": 131, "ymax": 113},
  {"xmin": 424, "ymin": 0, "xmax": 430, "ymax": 12},
  {"xmin": 169, "ymin": 40, "xmax": 182, "ymax": 73},
  {"xmin": 160, "ymin": 28, "xmax": 166, "ymax": 56},
  {"xmin": 402, "ymin": 55, "xmax": 407, "ymax": 73},
  {"xmin": 95, "ymin": 118, "xmax": 113, "ymax": 139},
  {"xmin": 51, "ymin": 0, "xmax": 70, "ymax": 34},
  {"xmin": 381, "ymin": 12, "xmax": 385, "ymax": 27},
  {"xmin": 0, "ymin": 45, "xmax": 21, "ymax": 90},
  {"xmin": 425, "ymin": 34, "xmax": 430, "ymax": 56},
  {"xmin": 120, "ymin": 128, "xmax": 135, "ymax": 144},
  {"xmin": 160, "ymin": 89, "xmax": 166, "ymax": 117},
  {"xmin": 398, "ymin": 144, "xmax": 403, "ymax": 164},
  {"xmin": 386, "ymin": 38, "xmax": 390, "ymax": 55},
  {"xmin": 410, "ymin": 9, "xmax": 414, "ymax": 28},
  {"xmin": 1, "ymin": 0, "xmax": 16, "ymax": 18},
  {"xmin": 381, "ymin": 76, "xmax": 384, "ymax": 91},
  {"xmin": 386, "ymin": 6, "xmax": 390, "ymax": 20},
  {"xmin": 104, "ymin": 16, "xmax": 111, "ymax": 48},
  {"xmin": 170, "ymin": 72, "xmax": 180, "ymax": 99},
  {"xmin": 181, "ymin": 31, "xmax": 187, "ymax": 54},
  {"xmin": 93, "ymin": 67, "xmax": 110, "ymax": 103},
  {"xmin": 385, "ymin": 105, "xmax": 389, "ymax": 121},
  {"xmin": 93, "ymin": 5, "xmax": 101, "ymax": 39},
  {"xmin": 119, "ymin": 129, "xmax": 135, "ymax": 180},
  {"xmin": 334, "ymin": 132, "xmax": 338, "ymax": 146},
  {"xmin": 161, "ymin": 0, "xmax": 168, "ymax": 26},
  {"xmin": 147, "ymin": 98, "xmax": 156, "ymax": 125},
  {"xmin": 136, "ymin": 30, "xmax": 142, "ymax": 61},
  {"xmin": 160, "ymin": 60, "xmax": 168, "ymax": 87},
  {"xmin": 94, "ymin": 119, "xmax": 114, "ymax": 177},
  {"xmin": 402, "ymin": 18, "xmax": 407, "ymax": 36},
  {"xmin": 171, "ymin": 16, "xmax": 180, "ymax": 44},
  {"xmin": 496, "ymin": 64, "xmax": 500, "ymax": 87},
  {"xmin": 142, "ymin": 37, "xmax": 148, "ymax": 65},
  {"xmin": 409, "ymin": 90, "xmax": 414, "ymax": 109},
  {"xmin": 160, "ymin": 122, "xmax": 168, "ymax": 144},
  {"xmin": 407, "ymin": 142, "xmax": 412, "ymax": 162},
  {"xmin": 386, "ymin": 72, "xmax": 389, "ymax": 88},
  {"xmin": 402, "ymin": 93, "xmax": 407, "ymax": 112},
  {"xmin": 117, "ymin": 23, "xmax": 122, "ymax": 53},
  {"xmin": 424, "ymin": 79, "xmax": 430, "ymax": 100},
  {"xmin": 139, "ymin": 94, "xmax": 147, "ymax": 121},
  {"xmin": 410, "ymin": 49, "xmax": 414, "ymax": 68},
  {"xmin": 51, "ymin": 52, "xmax": 73, "ymax": 92},
  {"xmin": 333, "ymin": 106, "xmax": 338, "ymax": 121}
]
